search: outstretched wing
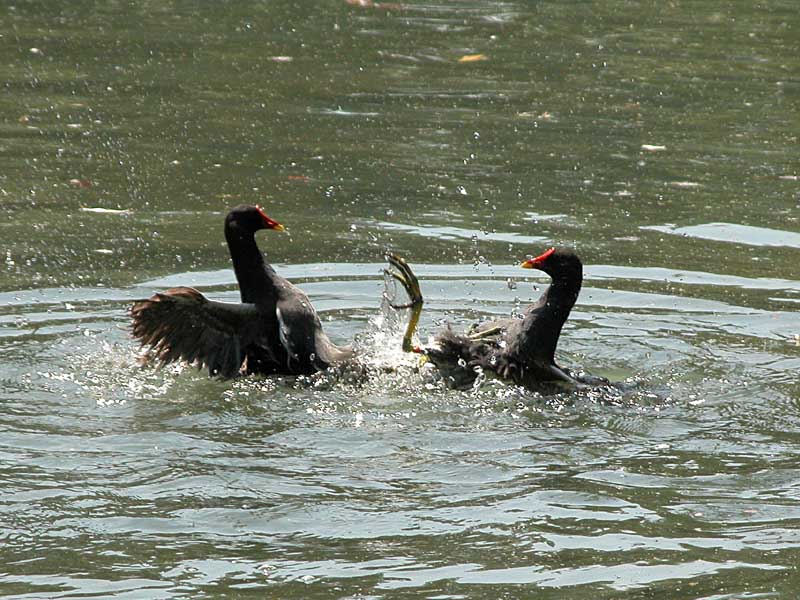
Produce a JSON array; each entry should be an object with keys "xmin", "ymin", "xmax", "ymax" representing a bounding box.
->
[{"xmin": 130, "ymin": 286, "xmax": 264, "ymax": 377}]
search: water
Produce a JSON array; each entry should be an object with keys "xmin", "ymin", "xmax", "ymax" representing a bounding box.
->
[{"xmin": 2, "ymin": 1, "xmax": 799, "ymax": 597}]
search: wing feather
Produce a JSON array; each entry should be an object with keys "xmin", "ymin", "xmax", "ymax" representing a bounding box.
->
[{"xmin": 130, "ymin": 286, "xmax": 262, "ymax": 377}]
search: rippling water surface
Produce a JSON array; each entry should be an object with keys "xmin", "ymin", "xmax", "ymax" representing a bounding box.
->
[{"xmin": 2, "ymin": 1, "xmax": 799, "ymax": 598}]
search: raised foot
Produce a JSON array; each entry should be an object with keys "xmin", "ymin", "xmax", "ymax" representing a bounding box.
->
[
  {"xmin": 384, "ymin": 252, "xmax": 424, "ymax": 353},
  {"xmin": 383, "ymin": 252, "xmax": 423, "ymax": 309}
]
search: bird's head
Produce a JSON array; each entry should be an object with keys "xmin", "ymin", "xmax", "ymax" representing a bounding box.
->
[
  {"xmin": 520, "ymin": 247, "xmax": 582, "ymax": 279},
  {"xmin": 226, "ymin": 205, "xmax": 286, "ymax": 234}
]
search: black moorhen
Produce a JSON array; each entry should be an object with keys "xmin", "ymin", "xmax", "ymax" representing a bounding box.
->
[
  {"xmin": 386, "ymin": 248, "xmax": 595, "ymax": 390},
  {"xmin": 131, "ymin": 205, "xmax": 353, "ymax": 377}
]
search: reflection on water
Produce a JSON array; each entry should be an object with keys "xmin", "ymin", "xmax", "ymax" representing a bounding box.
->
[
  {"xmin": 370, "ymin": 219, "xmax": 549, "ymax": 245},
  {"xmin": 643, "ymin": 222, "xmax": 800, "ymax": 249},
  {"xmin": 3, "ymin": 257, "xmax": 800, "ymax": 595},
  {"xmin": 2, "ymin": 0, "xmax": 800, "ymax": 597}
]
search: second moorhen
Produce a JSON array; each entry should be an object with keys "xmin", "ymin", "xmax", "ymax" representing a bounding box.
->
[{"xmin": 386, "ymin": 247, "xmax": 600, "ymax": 390}]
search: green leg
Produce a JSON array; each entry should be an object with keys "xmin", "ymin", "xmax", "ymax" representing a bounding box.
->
[
  {"xmin": 384, "ymin": 253, "xmax": 424, "ymax": 353},
  {"xmin": 468, "ymin": 326, "xmax": 504, "ymax": 340}
]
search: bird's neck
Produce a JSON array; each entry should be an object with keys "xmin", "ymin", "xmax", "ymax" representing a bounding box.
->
[
  {"xmin": 519, "ymin": 271, "xmax": 582, "ymax": 363},
  {"xmin": 225, "ymin": 227, "xmax": 278, "ymax": 304},
  {"xmin": 541, "ymin": 272, "xmax": 582, "ymax": 320}
]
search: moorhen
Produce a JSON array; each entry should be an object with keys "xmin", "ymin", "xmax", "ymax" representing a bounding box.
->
[
  {"xmin": 131, "ymin": 205, "xmax": 353, "ymax": 377},
  {"xmin": 385, "ymin": 248, "xmax": 598, "ymax": 390}
]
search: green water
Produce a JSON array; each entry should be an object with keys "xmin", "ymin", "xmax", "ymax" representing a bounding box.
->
[{"xmin": 2, "ymin": 1, "xmax": 799, "ymax": 598}]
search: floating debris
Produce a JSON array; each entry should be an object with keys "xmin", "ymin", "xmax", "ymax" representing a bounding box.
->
[
  {"xmin": 669, "ymin": 181, "xmax": 701, "ymax": 188},
  {"xmin": 641, "ymin": 144, "xmax": 667, "ymax": 152},
  {"xmin": 458, "ymin": 54, "xmax": 488, "ymax": 63},
  {"xmin": 79, "ymin": 207, "xmax": 131, "ymax": 215},
  {"xmin": 519, "ymin": 111, "xmax": 554, "ymax": 121},
  {"xmin": 345, "ymin": 0, "xmax": 404, "ymax": 9}
]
